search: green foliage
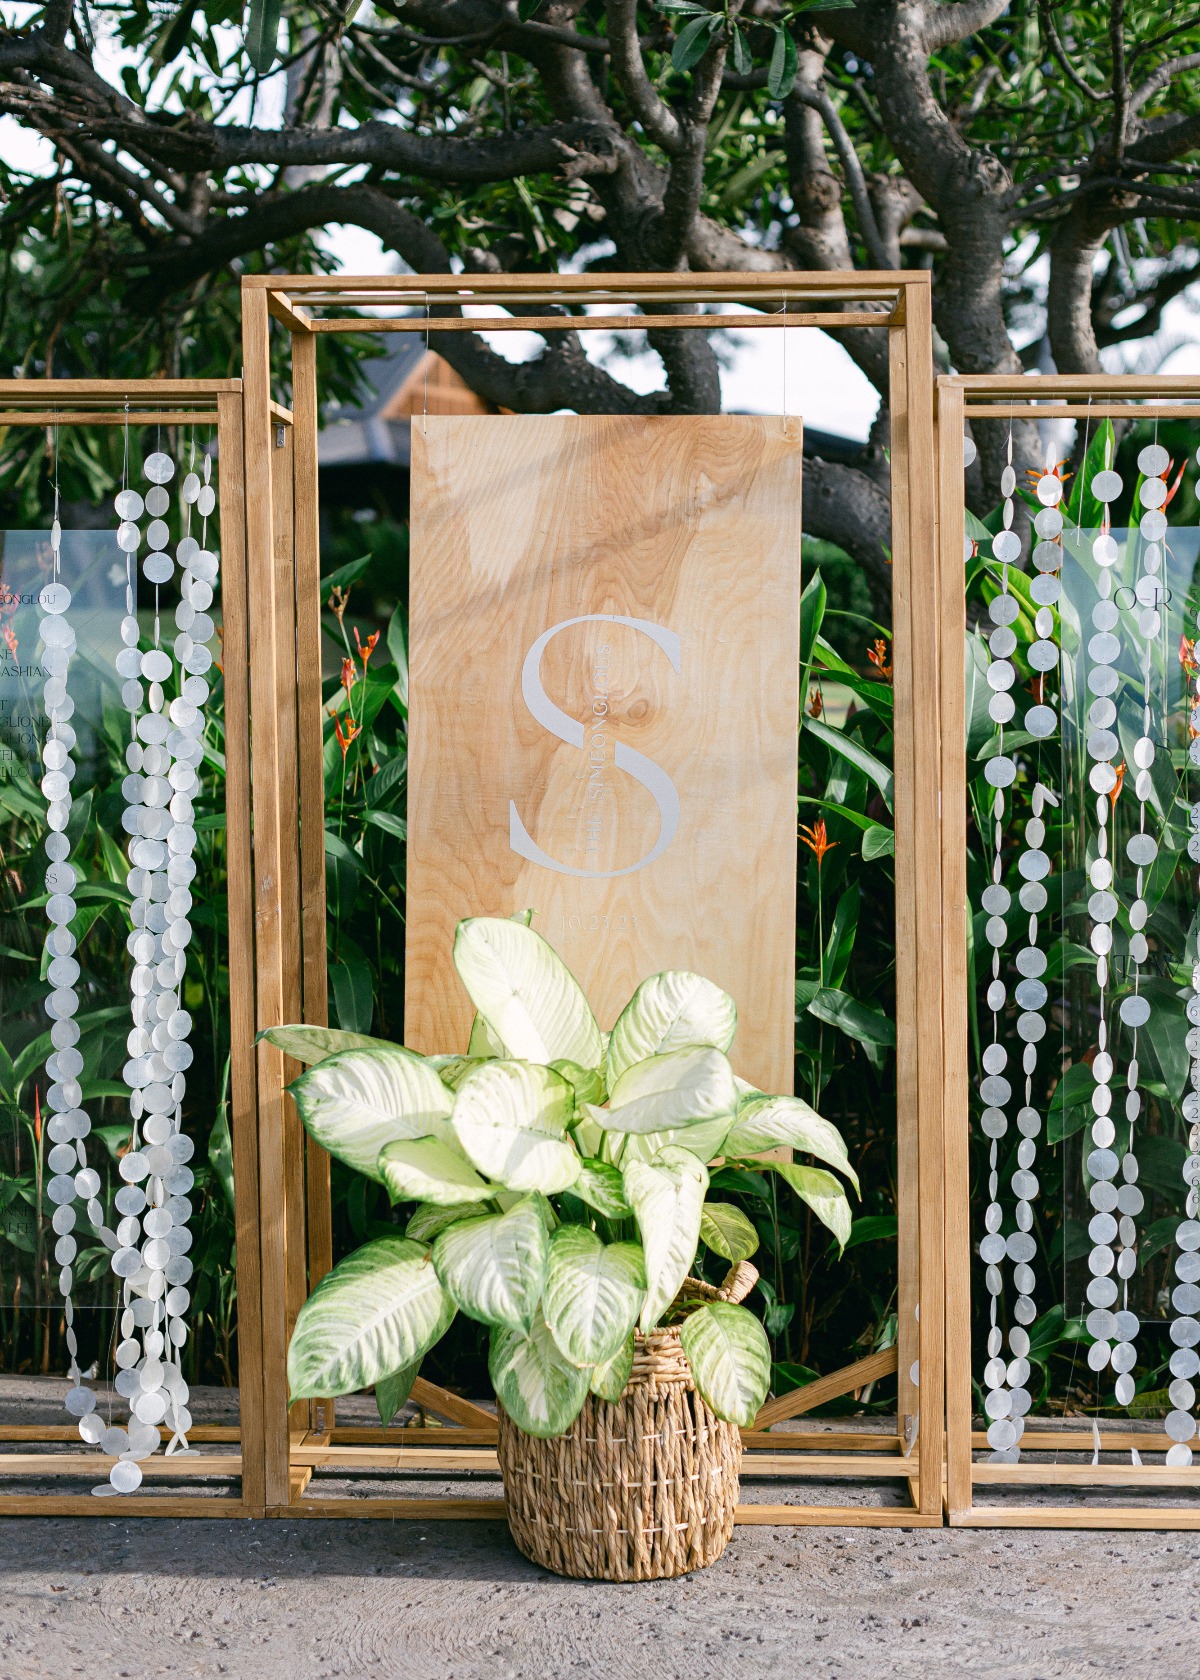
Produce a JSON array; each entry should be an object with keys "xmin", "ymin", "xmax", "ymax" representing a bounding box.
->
[{"xmin": 282, "ymin": 917, "xmax": 856, "ymax": 1434}]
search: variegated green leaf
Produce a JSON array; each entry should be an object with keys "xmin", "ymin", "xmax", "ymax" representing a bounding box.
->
[
  {"xmin": 623, "ymin": 1145, "xmax": 709, "ymax": 1331},
  {"xmin": 607, "ymin": 971, "xmax": 736, "ymax": 1086},
  {"xmin": 431, "ymin": 1197, "xmax": 549, "ymax": 1331},
  {"xmin": 726, "ymin": 1093, "xmax": 858, "ymax": 1192},
  {"xmin": 379, "ymin": 1137, "xmax": 494, "ymax": 1206},
  {"xmin": 549, "ymin": 1058, "xmax": 606, "ymax": 1109},
  {"xmin": 429, "ymin": 1054, "xmax": 490, "ymax": 1092},
  {"xmin": 261, "ymin": 1024, "xmax": 391, "ymax": 1064},
  {"xmin": 769, "ymin": 1161, "xmax": 854, "ymax": 1250},
  {"xmin": 571, "ymin": 1156, "xmax": 630, "ymax": 1218},
  {"xmin": 589, "ymin": 1046, "xmax": 738, "ymax": 1136},
  {"xmin": 542, "ymin": 1227, "xmax": 645, "ymax": 1366},
  {"xmin": 375, "ymin": 1360, "xmax": 420, "ymax": 1425},
  {"xmin": 453, "ymin": 916, "xmax": 603, "ymax": 1067},
  {"xmin": 589, "ymin": 1333, "xmax": 634, "ymax": 1402},
  {"xmin": 452, "ymin": 1060, "xmax": 579, "ymax": 1194},
  {"xmin": 679, "ymin": 1302, "xmax": 771, "ymax": 1426},
  {"xmin": 489, "ymin": 1318, "xmax": 591, "ymax": 1438},
  {"xmin": 615, "ymin": 1114, "xmax": 734, "ymax": 1168},
  {"xmin": 699, "ymin": 1202, "xmax": 760, "ymax": 1264},
  {"xmin": 405, "ymin": 1201, "xmax": 490, "ymax": 1244},
  {"xmin": 289, "ymin": 1046, "xmax": 453, "ymax": 1182},
  {"xmin": 288, "ymin": 1236, "xmax": 454, "ymax": 1398}
]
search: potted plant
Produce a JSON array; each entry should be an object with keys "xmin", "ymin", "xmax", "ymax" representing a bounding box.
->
[{"xmin": 267, "ymin": 915, "xmax": 855, "ymax": 1580}]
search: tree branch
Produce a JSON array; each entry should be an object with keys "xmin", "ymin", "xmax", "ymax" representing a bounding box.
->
[
  {"xmin": 605, "ymin": 0, "xmax": 682, "ymax": 152},
  {"xmin": 924, "ymin": 0, "xmax": 1013, "ymax": 52}
]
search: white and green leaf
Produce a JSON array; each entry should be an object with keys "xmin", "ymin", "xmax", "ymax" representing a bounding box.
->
[
  {"xmin": 589, "ymin": 1333, "xmax": 634, "ymax": 1403},
  {"xmin": 289, "ymin": 1046, "xmax": 454, "ymax": 1182},
  {"xmin": 288, "ymin": 1236, "xmax": 454, "ymax": 1398},
  {"xmin": 607, "ymin": 971, "xmax": 736, "ymax": 1086},
  {"xmin": 623, "ymin": 1145, "xmax": 709, "ymax": 1332},
  {"xmin": 615, "ymin": 1114, "xmax": 734, "ymax": 1169},
  {"xmin": 489, "ymin": 1318, "xmax": 592, "ymax": 1438},
  {"xmin": 590, "ymin": 1046, "xmax": 738, "ymax": 1136},
  {"xmin": 261, "ymin": 1024, "xmax": 392, "ymax": 1065},
  {"xmin": 453, "ymin": 916, "xmax": 603, "ymax": 1067},
  {"xmin": 379, "ymin": 1137, "xmax": 494, "ymax": 1206},
  {"xmin": 725, "ymin": 1094, "xmax": 859, "ymax": 1192},
  {"xmin": 431, "ymin": 1197, "xmax": 549, "ymax": 1332},
  {"xmin": 406, "ymin": 1201, "xmax": 490, "ymax": 1244},
  {"xmin": 429, "ymin": 1054, "xmax": 490, "ymax": 1092},
  {"xmin": 679, "ymin": 1302, "xmax": 771, "ymax": 1426},
  {"xmin": 549, "ymin": 1058, "xmax": 606, "ymax": 1109},
  {"xmin": 571, "ymin": 1156, "xmax": 631, "ymax": 1218},
  {"xmin": 699, "ymin": 1202, "xmax": 760, "ymax": 1264},
  {"xmin": 375, "ymin": 1360, "xmax": 420, "ymax": 1425},
  {"xmin": 769, "ymin": 1161, "xmax": 854, "ymax": 1250},
  {"xmin": 542, "ymin": 1227, "xmax": 645, "ymax": 1367},
  {"xmin": 452, "ymin": 1060, "xmax": 580, "ymax": 1194}
]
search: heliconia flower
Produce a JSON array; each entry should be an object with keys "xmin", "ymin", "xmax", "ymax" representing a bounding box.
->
[
  {"xmin": 1111, "ymin": 760, "xmax": 1127, "ymax": 802},
  {"xmin": 341, "ymin": 656, "xmax": 358, "ymax": 694},
  {"xmin": 2, "ymin": 625, "xmax": 17, "ymax": 657},
  {"xmin": 807, "ymin": 688, "xmax": 824, "ymax": 719},
  {"xmin": 355, "ymin": 626, "xmax": 380, "ymax": 667},
  {"xmin": 866, "ymin": 638, "xmax": 892, "ymax": 682},
  {"xmin": 798, "ymin": 816, "xmax": 837, "ymax": 866},
  {"xmin": 1181, "ymin": 634, "xmax": 1198, "ymax": 678},
  {"xmin": 33, "ymin": 1085, "xmax": 41, "ymax": 1147},
  {"xmin": 328, "ymin": 585, "xmax": 350, "ymax": 625},
  {"xmin": 1164, "ymin": 460, "xmax": 1186, "ymax": 509},
  {"xmin": 333, "ymin": 713, "xmax": 362, "ymax": 760}
]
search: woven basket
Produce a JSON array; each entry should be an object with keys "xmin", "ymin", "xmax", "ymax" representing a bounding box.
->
[{"xmin": 496, "ymin": 1263, "xmax": 756, "ymax": 1582}]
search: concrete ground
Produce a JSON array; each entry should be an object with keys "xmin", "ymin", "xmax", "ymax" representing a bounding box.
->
[{"xmin": 2, "ymin": 1517, "xmax": 1198, "ymax": 1680}]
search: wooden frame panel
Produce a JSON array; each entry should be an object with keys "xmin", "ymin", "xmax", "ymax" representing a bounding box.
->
[
  {"xmin": 936, "ymin": 371, "xmax": 1200, "ymax": 1529},
  {"xmin": 0, "ymin": 380, "xmax": 265, "ymax": 1516},
  {"xmin": 245, "ymin": 273, "xmax": 943, "ymax": 1526}
]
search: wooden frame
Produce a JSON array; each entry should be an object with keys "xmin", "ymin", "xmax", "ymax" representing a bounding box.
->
[
  {"xmin": 244, "ymin": 272, "xmax": 944, "ymax": 1525},
  {"xmin": 0, "ymin": 380, "xmax": 266, "ymax": 1516},
  {"xmin": 937, "ymin": 372, "xmax": 1200, "ymax": 1528}
]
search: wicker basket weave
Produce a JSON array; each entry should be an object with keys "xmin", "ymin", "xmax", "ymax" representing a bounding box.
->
[{"xmin": 496, "ymin": 1263, "xmax": 756, "ymax": 1582}]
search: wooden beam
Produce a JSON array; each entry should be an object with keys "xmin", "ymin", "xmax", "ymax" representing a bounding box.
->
[
  {"xmin": 950, "ymin": 1506, "xmax": 1200, "ymax": 1530},
  {"xmin": 0, "ymin": 1455, "xmax": 241, "ymax": 1476},
  {"xmin": 752, "ymin": 1349, "xmax": 899, "ymax": 1429},
  {"xmin": 409, "ymin": 1380, "xmax": 499, "ymax": 1430},
  {"xmin": 307, "ymin": 312, "xmax": 889, "ymax": 333}
]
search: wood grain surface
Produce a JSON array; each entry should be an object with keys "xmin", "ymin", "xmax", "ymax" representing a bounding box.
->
[{"xmin": 407, "ymin": 415, "xmax": 802, "ymax": 1093}]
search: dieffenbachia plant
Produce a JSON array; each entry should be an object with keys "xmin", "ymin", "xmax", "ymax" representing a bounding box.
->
[{"xmin": 267, "ymin": 916, "xmax": 857, "ymax": 1437}]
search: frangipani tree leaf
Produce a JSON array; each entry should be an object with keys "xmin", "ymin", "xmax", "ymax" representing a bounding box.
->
[
  {"xmin": 379, "ymin": 1137, "xmax": 494, "ymax": 1206},
  {"xmin": 679, "ymin": 1302, "xmax": 771, "ymax": 1426},
  {"xmin": 406, "ymin": 1202, "xmax": 490, "ymax": 1243},
  {"xmin": 431, "ymin": 1197, "xmax": 549, "ymax": 1332},
  {"xmin": 454, "ymin": 917, "xmax": 603, "ymax": 1067},
  {"xmin": 289, "ymin": 1046, "xmax": 454, "ymax": 1182},
  {"xmin": 726, "ymin": 1094, "xmax": 859, "ymax": 1192},
  {"xmin": 590, "ymin": 1046, "xmax": 738, "ymax": 1136},
  {"xmin": 571, "ymin": 1156, "xmax": 631, "ymax": 1218},
  {"xmin": 590, "ymin": 1333, "xmax": 635, "ymax": 1402},
  {"xmin": 606, "ymin": 971, "xmax": 737, "ymax": 1086},
  {"xmin": 452, "ymin": 1061, "xmax": 579, "ymax": 1193},
  {"xmin": 288, "ymin": 1236, "xmax": 454, "ymax": 1398},
  {"xmin": 490, "ymin": 1318, "xmax": 592, "ymax": 1437},
  {"xmin": 699, "ymin": 1202, "xmax": 760, "ymax": 1264},
  {"xmin": 542, "ymin": 1227, "xmax": 645, "ymax": 1366},
  {"xmin": 769, "ymin": 1161, "xmax": 853, "ymax": 1250},
  {"xmin": 261, "ymin": 1024, "xmax": 390, "ymax": 1064},
  {"xmin": 375, "ymin": 1361, "xmax": 420, "ymax": 1425},
  {"xmin": 624, "ymin": 1145, "xmax": 709, "ymax": 1331}
]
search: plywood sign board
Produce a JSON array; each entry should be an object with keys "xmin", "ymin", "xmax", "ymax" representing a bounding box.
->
[{"xmin": 406, "ymin": 414, "xmax": 802, "ymax": 1094}]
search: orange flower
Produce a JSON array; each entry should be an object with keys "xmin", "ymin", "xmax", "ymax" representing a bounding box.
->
[
  {"xmin": 1028, "ymin": 673, "xmax": 1046, "ymax": 706},
  {"xmin": 1181, "ymin": 634, "xmax": 1198, "ymax": 678},
  {"xmin": 328, "ymin": 585, "xmax": 349, "ymax": 625},
  {"xmin": 340, "ymin": 656, "xmax": 358, "ymax": 695},
  {"xmin": 1165, "ymin": 460, "xmax": 1186, "ymax": 509},
  {"xmin": 333, "ymin": 713, "xmax": 362, "ymax": 760},
  {"xmin": 33, "ymin": 1085, "xmax": 41, "ymax": 1147},
  {"xmin": 807, "ymin": 688, "xmax": 824, "ymax": 719},
  {"xmin": 355, "ymin": 626, "xmax": 380, "ymax": 668},
  {"xmin": 1110, "ymin": 760, "xmax": 1127, "ymax": 802},
  {"xmin": 866, "ymin": 638, "xmax": 892, "ymax": 682},
  {"xmin": 2, "ymin": 625, "xmax": 16, "ymax": 657},
  {"xmin": 799, "ymin": 816, "xmax": 837, "ymax": 867}
]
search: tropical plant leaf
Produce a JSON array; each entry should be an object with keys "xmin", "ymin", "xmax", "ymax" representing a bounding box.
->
[
  {"xmin": 261, "ymin": 1024, "xmax": 389, "ymax": 1065},
  {"xmin": 671, "ymin": 9, "xmax": 721, "ymax": 70},
  {"xmin": 246, "ymin": 0, "xmax": 283, "ymax": 73},
  {"xmin": 542, "ymin": 1226, "xmax": 646, "ymax": 1366},
  {"xmin": 549, "ymin": 1058, "xmax": 606, "ymax": 1108},
  {"xmin": 405, "ymin": 1201, "xmax": 490, "ymax": 1243},
  {"xmin": 453, "ymin": 917, "xmax": 603, "ymax": 1067},
  {"xmin": 489, "ymin": 1318, "xmax": 592, "ymax": 1437},
  {"xmin": 803, "ymin": 716, "xmax": 895, "ymax": 809},
  {"xmin": 379, "ymin": 1137, "xmax": 494, "ymax": 1206},
  {"xmin": 766, "ymin": 25, "xmax": 798, "ymax": 98},
  {"xmin": 725, "ymin": 1094, "xmax": 858, "ymax": 1191},
  {"xmin": 606, "ymin": 970, "xmax": 737, "ymax": 1087},
  {"xmin": 589, "ymin": 1332, "xmax": 635, "ymax": 1402},
  {"xmin": 699, "ymin": 1202, "xmax": 760, "ymax": 1264},
  {"xmin": 862, "ymin": 824, "xmax": 895, "ymax": 861},
  {"xmin": 572, "ymin": 1156, "xmax": 631, "ymax": 1218},
  {"xmin": 289, "ymin": 1046, "xmax": 454, "ymax": 1181},
  {"xmin": 614, "ymin": 1113, "xmax": 735, "ymax": 1168},
  {"xmin": 375, "ymin": 1361, "xmax": 420, "ymax": 1425},
  {"xmin": 680, "ymin": 1302, "xmax": 771, "ymax": 1425},
  {"xmin": 431, "ymin": 1197, "xmax": 549, "ymax": 1332},
  {"xmin": 452, "ymin": 1060, "xmax": 580, "ymax": 1193},
  {"xmin": 769, "ymin": 1161, "xmax": 853, "ymax": 1250},
  {"xmin": 429, "ymin": 1054, "xmax": 489, "ymax": 1092},
  {"xmin": 592, "ymin": 1046, "xmax": 738, "ymax": 1135},
  {"xmin": 624, "ymin": 1145, "xmax": 709, "ymax": 1331},
  {"xmin": 287, "ymin": 1236, "xmax": 454, "ymax": 1399}
]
